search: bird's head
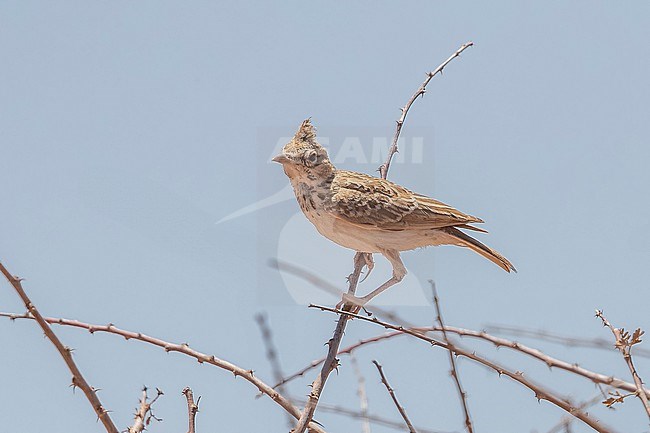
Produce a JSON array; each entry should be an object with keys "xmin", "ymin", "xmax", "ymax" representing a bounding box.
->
[{"xmin": 272, "ymin": 119, "xmax": 334, "ymax": 181}]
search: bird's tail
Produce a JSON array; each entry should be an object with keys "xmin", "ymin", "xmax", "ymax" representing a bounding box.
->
[{"xmin": 443, "ymin": 227, "xmax": 516, "ymax": 273}]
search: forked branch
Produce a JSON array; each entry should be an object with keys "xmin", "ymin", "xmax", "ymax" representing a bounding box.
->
[
  {"xmin": 128, "ymin": 387, "xmax": 163, "ymax": 433},
  {"xmin": 595, "ymin": 309, "xmax": 650, "ymax": 420}
]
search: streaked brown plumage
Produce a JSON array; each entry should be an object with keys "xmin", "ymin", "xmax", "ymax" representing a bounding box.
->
[{"xmin": 273, "ymin": 119, "xmax": 515, "ymax": 306}]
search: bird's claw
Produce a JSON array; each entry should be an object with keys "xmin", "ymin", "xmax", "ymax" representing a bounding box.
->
[{"xmin": 359, "ymin": 253, "xmax": 375, "ymax": 283}]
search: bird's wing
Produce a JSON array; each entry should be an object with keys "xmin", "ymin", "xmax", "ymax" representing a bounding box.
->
[{"xmin": 327, "ymin": 171, "xmax": 483, "ymax": 230}]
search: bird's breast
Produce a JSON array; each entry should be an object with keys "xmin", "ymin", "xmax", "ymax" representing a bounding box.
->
[{"xmin": 289, "ymin": 181, "xmax": 377, "ymax": 252}]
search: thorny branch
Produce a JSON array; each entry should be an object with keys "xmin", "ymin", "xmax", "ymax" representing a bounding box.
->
[
  {"xmin": 128, "ymin": 387, "xmax": 163, "ymax": 433},
  {"xmin": 379, "ymin": 41, "xmax": 473, "ymax": 179},
  {"xmin": 3, "ymin": 303, "xmax": 641, "ymax": 430},
  {"xmin": 182, "ymin": 387, "xmax": 200, "ymax": 433},
  {"xmin": 269, "ymin": 260, "xmax": 650, "ymax": 409},
  {"xmin": 0, "ymin": 261, "xmax": 119, "ymax": 433},
  {"xmin": 292, "ymin": 252, "xmax": 367, "ymax": 433},
  {"xmin": 372, "ymin": 360, "xmax": 418, "ymax": 433},
  {"xmin": 311, "ymin": 305, "xmax": 618, "ymax": 433},
  {"xmin": 0, "ymin": 312, "xmax": 326, "ymax": 433},
  {"xmin": 595, "ymin": 310, "xmax": 650, "ymax": 420},
  {"xmin": 430, "ymin": 282, "xmax": 473, "ymax": 433},
  {"xmin": 273, "ymin": 320, "xmax": 649, "ymax": 401}
]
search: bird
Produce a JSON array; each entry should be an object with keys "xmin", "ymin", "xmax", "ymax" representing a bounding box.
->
[{"xmin": 273, "ymin": 119, "xmax": 515, "ymax": 308}]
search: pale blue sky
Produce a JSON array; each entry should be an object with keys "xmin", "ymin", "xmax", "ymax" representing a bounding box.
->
[{"xmin": 1, "ymin": 2, "xmax": 650, "ymax": 432}]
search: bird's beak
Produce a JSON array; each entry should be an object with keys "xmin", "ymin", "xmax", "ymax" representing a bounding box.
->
[{"xmin": 272, "ymin": 154, "xmax": 290, "ymax": 164}]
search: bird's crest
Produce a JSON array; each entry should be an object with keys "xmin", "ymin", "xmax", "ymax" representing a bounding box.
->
[
  {"xmin": 282, "ymin": 118, "xmax": 326, "ymax": 157},
  {"xmin": 294, "ymin": 118, "xmax": 317, "ymax": 144}
]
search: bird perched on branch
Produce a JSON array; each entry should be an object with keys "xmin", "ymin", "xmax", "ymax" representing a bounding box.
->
[{"xmin": 273, "ymin": 119, "xmax": 515, "ymax": 308}]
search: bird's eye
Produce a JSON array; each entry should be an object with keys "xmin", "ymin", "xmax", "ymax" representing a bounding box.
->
[{"xmin": 305, "ymin": 151, "xmax": 318, "ymax": 165}]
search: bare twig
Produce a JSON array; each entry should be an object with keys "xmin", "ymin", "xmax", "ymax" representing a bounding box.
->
[
  {"xmin": 379, "ymin": 41, "xmax": 473, "ymax": 179},
  {"xmin": 0, "ymin": 261, "xmax": 119, "ymax": 433},
  {"xmin": 182, "ymin": 387, "xmax": 199, "ymax": 433},
  {"xmin": 255, "ymin": 312, "xmax": 292, "ymax": 428},
  {"xmin": 350, "ymin": 355, "xmax": 371, "ymax": 433},
  {"xmin": 430, "ymin": 282, "xmax": 473, "ymax": 433},
  {"xmin": 0, "ymin": 312, "xmax": 326, "ymax": 433},
  {"xmin": 292, "ymin": 252, "xmax": 367, "ymax": 433},
  {"xmin": 485, "ymin": 324, "xmax": 650, "ymax": 358},
  {"xmin": 595, "ymin": 309, "xmax": 650, "ymax": 420},
  {"xmin": 128, "ymin": 387, "xmax": 163, "ymax": 433},
  {"xmin": 312, "ymin": 305, "xmax": 618, "ymax": 433},
  {"xmin": 372, "ymin": 360, "xmax": 418, "ymax": 433}
]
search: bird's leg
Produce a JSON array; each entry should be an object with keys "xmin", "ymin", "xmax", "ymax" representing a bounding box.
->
[
  {"xmin": 336, "ymin": 250, "xmax": 406, "ymax": 313},
  {"xmin": 337, "ymin": 252, "xmax": 370, "ymax": 311}
]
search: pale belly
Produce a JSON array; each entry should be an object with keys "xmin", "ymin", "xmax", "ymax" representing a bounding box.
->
[{"xmin": 300, "ymin": 207, "xmax": 453, "ymax": 253}]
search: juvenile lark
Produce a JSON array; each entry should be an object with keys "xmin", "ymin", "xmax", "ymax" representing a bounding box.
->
[{"xmin": 273, "ymin": 119, "xmax": 515, "ymax": 307}]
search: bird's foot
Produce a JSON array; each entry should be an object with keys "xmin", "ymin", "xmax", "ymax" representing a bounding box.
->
[{"xmin": 335, "ymin": 294, "xmax": 369, "ymax": 315}]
